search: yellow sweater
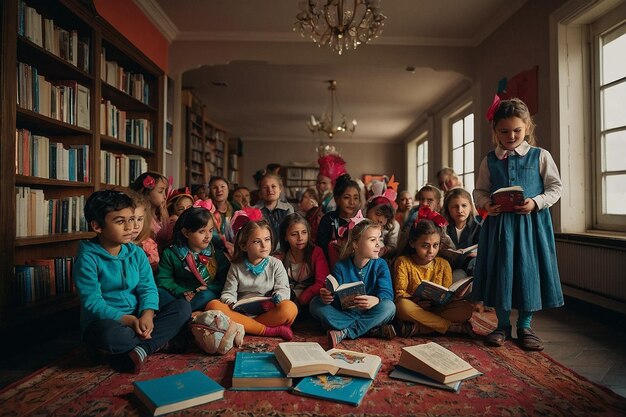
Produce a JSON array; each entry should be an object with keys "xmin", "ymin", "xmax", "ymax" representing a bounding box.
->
[{"xmin": 393, "ymin": 256, "xmax": 452, "ymax": 300}]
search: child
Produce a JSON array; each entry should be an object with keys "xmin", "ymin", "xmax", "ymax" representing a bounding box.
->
[
  {"xmin": 395, "ymin": 190, "xmax": 413, "ymax": 226},
  {"xmin": 299, "ymin": 188, "xmax": 322, "ymax": 242},
  {"xmin": 437, "ymin": 167, "xmax": 464, "ymax": 193},
  {"xmin": 366, "ymin": 189, "xmax": 400, "ymax": 260},
  {"xmin": 310, "ymin": 218, "xmax": 396, "ymax": 348},
  {"xmin": 473, "ymin": 97, "xmax": 563, "ymax": 351},
  {"xmin": 441, "ymin": 188, "xmax": 481, "ymax": 280},
  {"xmin": 128, "ymin": 190, "xmax": 159, "ymax": 271},
  {"xmin": 278, "ymin": 213, "xmax": 330, "ymax": 308},
  {"xmin": 206, "ymin": 208, "xmax": 298, "ymax": 340},
  {"xmin": 316, "ymin": 174, "xmax": 361, "ymax": 266},
  {"xmin": 254, "ymin": 173, "xmax": 294, "ymax": 250},
  {"xmin": 167, "ymin": 187, "xmax": 194, "ymax": 218},
  {"xmin": 232, "ymin": 186, "xmax": 251, "ymax": 209},
  {"xmin": 74, "ymin": 190, "xmax": 190, "ymax": 373},
  {"xmin": 317, "ymin": 152, "xmax": 348, "ymax": 213},
  {"xmin": 191, "ymin": 184, "xmax": 210, "ymax": 202},
  {"xmin": 130, "ymin": 172, "xmax": 169, "ymax": 250},
  {"xmin": 208, "ymin": 176, "xmax": 236, "ymax": 255},
  {"xmin": 155, "ymin": 201, "xmax": 230, "ymax": 312},
  {"xmin": 393, "ymin": 219, "xmax": 474, "ymax": 338},
  {"xmin": 399, "ymin": 184, "xmax": 444, "ymax": 252}
]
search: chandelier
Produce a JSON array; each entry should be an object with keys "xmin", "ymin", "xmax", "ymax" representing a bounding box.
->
[
  {"xmin": 294, "ymin": 0, "xmax": 386, "ymax": 55},
  {"xmin": 308, "ymin": 80, "xmax": 356, "ymax": 139}
]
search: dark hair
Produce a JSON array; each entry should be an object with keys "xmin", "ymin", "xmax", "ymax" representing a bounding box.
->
[
  {"xmin": 253, "ymin": 169, "xmax": 266, "ymax": 183},
  {"xmin": 234, "ymin": 185, "xmax": 250, "ymax": 193},
  {"xmin": 232, "ymin": 219, "xmax": 274, "ymax": 263},
  {"xmin": 402, "ymin": 219, "xmax": 442, "ymax": 255},
  {"xmin": 366, "ymin": 200, "xmax": 395, "ymax": 231},
  {"xmin": 333, "ymin": 174, "xmax": 360, "ymax": 199},
  {"xmin": 172, "ymin": 207, "xmax": 215, "ymax": 248},
  {"xmin": 209, "ymin": 175, "xmax": 230, "ymax": 188},
  {"xmin": 491, "ymin": 98, "xmax": 536, "ymax": 146},
  {"xmin": 191, "ymin": 184, "xmax": 208, "ymax": 196},
  {"xmin": 266, "ymin": 163, "xmax": 281, "ymax": 174},
  {"xmin": 84, "ymin": 190, "xmax": 135, "ymax": 230},
  {"xmin": 279, "ymin": 213, "xmax": 314, "ymax": 269}
]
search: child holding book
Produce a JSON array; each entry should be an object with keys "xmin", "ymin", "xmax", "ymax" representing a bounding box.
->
[
  {"xmin": 128, "ymin": 191, "xmax": 159, "ymax": 272},
  {"xmin": 472, "ymin": 97, "xmax": 563, "ymax": 351},
  {"xmin": 393, "ymin": 218, "xmax": 474, "ymax": 338},
  {"xmin": 310, "ymin": 217, "xmax": 396, "ymax": 348},
  {"xmin": 254, "ymin": 173, "xmax": 294, "ymax": 251},
  {"xmin": 74, "ymin": 190, "xmax": 190, "ymax": 373},
  {"xmin": 155, "ymin": 200, "xmax": 230, "ymax": 312},
  {"xmin": 206, "ymin": 208, "xmax": 298, "ymax": 340},
  {"xmin": 130, "ymin": 172, "xmax": 169, "ymax": 250},
  {"xmin": 278, "ymin": 213, "xmax": 330, "ymax": 309}
]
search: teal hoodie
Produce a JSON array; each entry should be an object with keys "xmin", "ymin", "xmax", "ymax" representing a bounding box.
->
[{"xmin": 74, "ymin": 239, "xmax": 159, "ymax": 333}]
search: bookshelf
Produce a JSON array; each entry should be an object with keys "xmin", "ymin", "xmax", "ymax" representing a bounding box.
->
[
  {"xmin": 282, "ymin": 166, "xmax": 319, "ymax": 202},
  {"xmin": 0, "ymin": 0, "xmax": 164, "ymax": 327}
]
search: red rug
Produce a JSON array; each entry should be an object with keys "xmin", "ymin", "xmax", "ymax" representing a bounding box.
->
[{"xmin": 2, "ymin": 312, "xmax": 625, "ymax": 417}]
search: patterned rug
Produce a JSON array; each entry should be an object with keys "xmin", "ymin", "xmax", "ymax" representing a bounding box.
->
[{"xmin": 2, "ymin": 312, "xmax": 626, "ymax": 417}]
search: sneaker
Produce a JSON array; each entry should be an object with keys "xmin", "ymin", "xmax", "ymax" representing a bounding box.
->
[
  {"xmin": 367, "ymin": 324, "xmax": 396, "ymax": 340},
  {"xmin": 399, "ymin": 321, "xmax": 419, "ymax": 338},
  {"xmin": 327, "ymin": 330, "xmax": 344, "ymax": 349},
  {"xmin": 127, "ymin": 347, "xmax": 147, "ymax": 373}
]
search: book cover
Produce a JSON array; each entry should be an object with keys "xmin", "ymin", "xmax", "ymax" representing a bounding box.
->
[
  {"xmin": 133, "ymin": 370, "xmax": 224, "ymax": 416},
  {"xmin": 491, "ymin": 186, "xmax": 525, "ymax": 212},
  {"xmin": 412, "ymin": 276, "xmax": 473, "ymax": 306},
  {"xmin": 232, "ymin": 296, "xmax": 272, "ymax": 316},
  {"xmin": 389, "ymin": 366, "xmax": 462, "ymax": 392},
  {"xmin": 398, "ymin": 342, "xmax": 482, "ymax": 384},
  {"xmin": 326, "ymin": 274, "xmax": 366, "ymax": 310},
  {"xmin": 439, "ymin": 244, "xmax": 478, "ymax": 264},
  {"xmin": 292, "ymin": 375, "xmax": 373, "ymax": 406},
  {"xmin": 231, "ymin": 352, "xmax": 292, "ymax": 390}
]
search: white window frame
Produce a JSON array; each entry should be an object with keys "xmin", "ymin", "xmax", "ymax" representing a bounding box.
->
[
  {"xmin": 448, "ymin": 105, "xmax": 475, "ymax": 192},
  {"xmin": 416, "ymin": 137, "xmax": 429, "ymax": 190},
  {"xmin": 405, "ymin": 129, "xmax": 429, "ymax": 195}
]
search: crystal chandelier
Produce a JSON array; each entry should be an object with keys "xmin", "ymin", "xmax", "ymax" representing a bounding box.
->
[
  {"xmin": 308, "ymin": 80, "xmax": 357, "ymax": 139},
  {"xmin": 294, "ymin": 0, "xmax": 387, "ymax": 55}
]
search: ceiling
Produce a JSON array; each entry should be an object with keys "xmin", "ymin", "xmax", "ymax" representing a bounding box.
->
[{"xmin": 147, "ymin": 0, "xmax": 527, "ymax": 144}]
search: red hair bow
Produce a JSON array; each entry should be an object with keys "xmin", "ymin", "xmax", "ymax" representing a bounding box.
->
[
  {"xmin": 230, "ymin": 207, "xmax": 264, "ymax": 235},
  {"xmin": 417, "ymin": 206, "xmax": 448, "ymax": 228},
  {"xmin": 485, "ymin": 94, "xmax": 501, "ymax": 122},
  {"xmin": 338, "ymin": 210, "xmax": 367, "ymax": 238},
  {"xmin": 142, "ymin": 175, "xmax": 156, "ymax": 190}
]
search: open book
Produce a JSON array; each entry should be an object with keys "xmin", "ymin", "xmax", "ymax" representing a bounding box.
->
[
  {"xmin": 326, "ymin": 274, "xmax": 365, "ymax": 310},
  {"xmin": 439, "ymin": 244, "xmax": 478, "ymax": 264},
  {"xmin": 274, "ymin": 342, "xmax": 382, "ymax": 379},
  {"xmin": 413, "ymin": 276, "xmax": 473, "ymax": 306},
  {"xmin": 397, "ymin": 342, "xmax": 482, "ymax": 384},
  {"xmin": 232, "ymin": 296, "xmax": 272, "ymax": 316},
  {"xmin": 491, "ymin": 185, "xmax": 525, "ymax": 212}
]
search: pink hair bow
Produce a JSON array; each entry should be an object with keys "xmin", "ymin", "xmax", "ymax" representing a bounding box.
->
[
  {"xmin": 193, "ymin": 198, "xmax": 216, "ymax": 213},
  {"xmin": 485, "ymin": 94, "xmax": 501, "ymax": 122},
  {"xmin": 338, "ymin": 210, "xmax": 367, "ymax": 238},
  {"xmin": 142, "ymin": 175, "xmax": 155, "ymax": 190},
  {"xmin": 417, "ymin": 206, "xmax": 448, "ymax": 228},
  {"xmin": 230, "ymin": 207, "xmax": 264, "ymax": 235}
]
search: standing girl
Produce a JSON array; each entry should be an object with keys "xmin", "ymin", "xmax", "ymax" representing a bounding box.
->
[
  {"xmin": 155, "ymin": 201, "xmax": 230, "ymax": 312},
  {"xmin": 130, "ymin": 172, "xmax": 169, "ymax": 251},
  {"xmin": 128, "ymin": 191, "xmax": 159, "ymax": 272},
  {"xmin": 473, "ymin": 97, "xmax": 563, "ymax": 351},
  {"xmin": 278, "ymin": 213, "xmax": 330, "ymax": 308},
  {"xmin": 310, "ymin": 218, "xmax": 396, "ymax": 348},
  {"xmin": 441, "ymin": 188, "xmax": 481, "ymax": 280},
  {"xmin": 254, "ymin": 173, "xmax": 294, "ymax": 251},
  {"xmin": 206, "ymin": 208, "xmax": 298, "ymax": 340},
  {"xmin": 393, "ymin": 219, "xmax": 474, "ymax": 338}
]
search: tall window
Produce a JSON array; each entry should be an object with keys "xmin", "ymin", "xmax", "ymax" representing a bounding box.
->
[
  {"xmin": 416, "ymin": 139, "xmax": 428, "ymax": 189},
  {"xmin": 451, "ymin": 113, "xmax": 474, "ymax": 191},
  {"xmin": 594, "ymin": 19, "xmax": 626, "ymax": 229}
]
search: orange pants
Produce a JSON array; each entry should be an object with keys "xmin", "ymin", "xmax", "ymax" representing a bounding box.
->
[
  {"xmin": 395, "ymin": 297, "xmax": 473, "ymax": 334},
  {"xmin": 205, "ymin": 299, "xmax": 298, "ymax": 336}
]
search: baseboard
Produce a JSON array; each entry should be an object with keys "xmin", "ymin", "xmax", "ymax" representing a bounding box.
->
[{"xmin": 562, "ymin": 284, "xmax": 626, "ymax": 315}]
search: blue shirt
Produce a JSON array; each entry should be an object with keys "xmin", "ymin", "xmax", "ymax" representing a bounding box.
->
[{"xmin": 332, "ymin": 257, "xmax": 394, "ymax": 301}]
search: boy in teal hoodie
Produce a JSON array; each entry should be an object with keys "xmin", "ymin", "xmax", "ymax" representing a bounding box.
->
[{"xmin": 74, "ymin": 190, "xmax": 191, "ymax": 373}]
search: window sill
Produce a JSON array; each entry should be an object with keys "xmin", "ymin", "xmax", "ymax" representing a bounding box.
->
[{"xmin": 555, "ymin": 232, "xmax": 626, "ymax": 250}]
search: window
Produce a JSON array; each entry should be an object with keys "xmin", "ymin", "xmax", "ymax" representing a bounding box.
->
[
  {"xmin": 416, "ymin": 138, "xmax": 428, "ymax": 189},
  {"xmin": 450, "ymin": 113, "xmax": 474, "ymax": 191},
  {"xmin": 593, "ymin": 17, "xmax": 626, "ymax": 229}
]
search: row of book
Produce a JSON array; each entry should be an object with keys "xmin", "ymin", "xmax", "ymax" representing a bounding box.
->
[
  {"xmin": 100, "ymin": 100, "xmax": 154, "ymax": 149},
  {"xmin": 15, "ymin": 187, "xmax": 88, "ymax": 238},
  {"xmin": 100, "ymin": 151, "xmax": 148, "ymax": 187},
  {"xmin": 133, "ymin": 341, "xmax": 482, "ymax": 415},
  {"xmin": 13, "ymin": 257, "xmax": 75, "ymax": 307},
  {"xmin": 17, "ymin": 62, "xmax": 90, "ymax": 129},
  {"xmin": 18, "ymin": 0, "xmax": 90, "ymax": 72},
  {"xmin": 100, "ymin": 48, "xmax": 151, "ymax": 105},
  {"xmin": 15, "ymin": 128, "xmax": 90, "ymax": 182}
]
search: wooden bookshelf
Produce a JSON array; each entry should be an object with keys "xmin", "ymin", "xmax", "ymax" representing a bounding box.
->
[
  {"xmin": 0, "ymin": 0, "xmax": 164, "ymax": 327},
  {"xmin": 282, "ymin": 166, "xmax": 319, "ymax": 202}
]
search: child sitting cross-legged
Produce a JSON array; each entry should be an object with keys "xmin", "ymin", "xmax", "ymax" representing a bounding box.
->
[
  {"xmin": 74, "ymin": 190, "xmax": 191, "ymax": 373},
  {"xmin": 206, "ymin": 208, "xmax": 298, "ymax": 340}
]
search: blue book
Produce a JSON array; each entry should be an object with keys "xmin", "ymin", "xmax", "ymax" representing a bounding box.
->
[
  {"xmin": 231, "ymin": 352, "xmax": 292, "ymax": 391},
  {"xmin": 389, "ymin": 366, "xmax": 462, "ymax": 392},
  {"xmin": 133, "ymin": 370, "xmax": 224, "ymax": 416},
  {"xmin": 292, "ymin": 375, "xmax": 373, "ymax": 406}
]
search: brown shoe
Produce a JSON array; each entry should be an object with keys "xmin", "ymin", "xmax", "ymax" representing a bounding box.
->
[
  {"xmin": 517, "ymin": 327, "xmax": 544, "ymax": 351},
  {"xmin": 485, "ymin": 326, "xmax": 512, "ymax": 347},
  {"xmin": 367, "ymin": 324, "xmax": 396, "ymax": 340},
  {"xmin": 448, "ymin": 321, "xmax": 477, "ymax": 338}
]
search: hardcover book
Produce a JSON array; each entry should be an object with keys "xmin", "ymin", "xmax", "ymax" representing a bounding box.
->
[
  {"xmin": 292, "ymin": 374, "xmax": 373, "ymax": 406},
  {"xmin": 133, "ymin": 370, "xmax": 224, "ymax": 416},
  {"xmin": 326, "ymin": 274, "xmax": 366, "ymax": 309},
  {"xmin": 397, "ymin": 342, "xmax": 482, "ymax": 384},
  {"xmin": 491, "ymin": 186, "xmax": 525, "ymax": 212},
  {"xmin": 232, "ymin": 296, "xmax": 272, "ymax": 316},
  {"xmin": 274, "ymin": 342, "xmax": 381, "ymax": 379},
  {"xmin": 439, "ymin": 244, "xmax": 478, "ymax": 264},
  {"xmin": 231, "ymin": 352, "xmax": 292, "ymax": 390},
  {"xmin": 389, "ymin": 365, "xmax": 463, "ymax": 392},
  {"xmin": 412, "ymin": 276, "xmax": 474, "ymax": 306}
]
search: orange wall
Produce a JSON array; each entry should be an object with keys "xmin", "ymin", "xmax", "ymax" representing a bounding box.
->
[{"xmin": 93, "ymin": 0, "xmax": 168, "ymax": 73}]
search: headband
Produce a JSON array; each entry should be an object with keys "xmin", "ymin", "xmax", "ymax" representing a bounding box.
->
[
  {"xmin": 230, "ymin": 207, "xmax": 264, "ymax": 235},
  {"xmin": 338, "ymin": 210, "xmax": 367, "ymax": 238}
]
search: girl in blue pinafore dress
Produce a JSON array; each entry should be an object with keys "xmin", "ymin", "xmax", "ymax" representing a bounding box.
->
[{"xmin": 472, "ymin": 97, "xmax": 563, "ymax": 351}]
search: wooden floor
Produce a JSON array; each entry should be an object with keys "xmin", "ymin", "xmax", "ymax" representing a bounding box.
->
[{"xmin": 1, "ymin": 298, "xmax": 625, "ymax": 398}]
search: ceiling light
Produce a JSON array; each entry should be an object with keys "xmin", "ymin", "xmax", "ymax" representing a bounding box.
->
[
  {"xmin": 308, "ymin": 80, "xmax": 356, "ymax": 139},
  {"xmin": 294, "ymin": 0, "xmax": 387, "ymax": 55}
]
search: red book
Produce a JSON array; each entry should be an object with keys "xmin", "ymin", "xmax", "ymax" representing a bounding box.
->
[{"xmin": 491, "ymin": 186, "xmax": 525, "ymax": 212}]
